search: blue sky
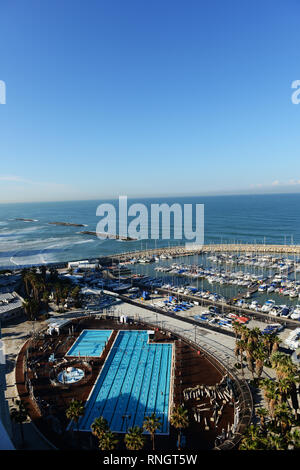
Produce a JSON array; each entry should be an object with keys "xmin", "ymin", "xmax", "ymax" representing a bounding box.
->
[{"xmin": 0, "ymin": 0, "xmax": 300, "ymax": 202}]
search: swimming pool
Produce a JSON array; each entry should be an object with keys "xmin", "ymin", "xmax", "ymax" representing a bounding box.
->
[
  {"xmin": 77, "ymin": 330, "xmax": 173, "ymax": 434},
  {"xmin": 66, "ymin": 330, "xmax": 112, "ymax": 357}
]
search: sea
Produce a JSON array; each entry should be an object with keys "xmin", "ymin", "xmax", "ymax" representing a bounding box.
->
[{"xmin": 0, "ymin": 193, "xmax": 299, "ymax": 270}]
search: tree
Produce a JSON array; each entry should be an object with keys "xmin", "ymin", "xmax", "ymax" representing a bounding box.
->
[
  {"xmin": 261, "ymin": 379, "xmax": 278, "ymax": 418},
  {"xmin": 42, "ymin": 291, "xmax": 50, "ymax": 312},
  {"xmin": 274, "ymin": 402, "xmax": 294, "ymax": 433},
  {"xmin": 10, "ymin": 400, "xmax": 28, "ymax": 448},
  {"xmin": 286, "ymin": 428, "xmax": 300, "ymax": 449},
  {"xmin": 98, "ymin": 430, "xmax": 119, "ymax": 450},
  {"xmin": 22, "ymin": 299, "xmax": 30, "ymax": 318},
  {"xmin": 236, "ymin": 339, "xmax": 246, "ymax": 374},
  {"xmin": 143, "ymin": 413, "xmax": 162, "ymax": 451},
  {"xmin": 91, "ymin": 416, "xmax": 109, "ymax": 440},
  {"xmin": 253, "ymin": 347, "xmax": 265, "ymax": 380},
  {"xmin": 270, "ymin": 334, "xmax": 280, "ymax": 354},
  {"xmin": 239, "ymin": 425, "xmax": 267, "ymax": 450},
  {"xmin": 245, "ymin": 343, "xmax": 255, "ymax": 379},
  {"xmin": 232, "ymin": 321, "xmax": 241, "ymax": 340},
  {"xmin": 170, "ymin": 405, "xmax": 189, "ymax": 450},
  {"xmin": 256, "ymin": 408, "xmax": 268, "ymax": 429},
  {"xmin": 40, "ymin": 265, "xmax": 47, "ymax": 281},
  {"xmin": 66, "ymin": 399, "xmax": 85, "ymax": 445},
  {"xmin": 124, "ymin": 426, "xmax": 145, "ymax": 451}
]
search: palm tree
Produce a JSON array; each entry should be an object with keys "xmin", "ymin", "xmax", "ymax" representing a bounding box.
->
[
  {"xmin": 256, "ymin": 408, "xmax": 268, "ymax": 428},
  {"xmin": 124, "ymin": 426, "xmax": 145, "ymax": 450},
  {"xmin": 66, "ymin": 399, "xmax": 85, "ymax": 444},
  {"xmin": 271, "ymin": 352, "xmax": 297, "ymax": 381},
  {"xmin": 274, "ymin": 402, "xmax": 294, "ymax": 433},
  {"xmin": 170, "ymin": 405, "xmax": 189, "ymax": 450},
  {"xmin": 54, "ymin": 283, "xmax": 62, "ymax": 306},
  {"xmin": 42, "ymin": 291, "xmax": 50, "ymax": 312},
  {"xmin": 98, "ymin": 430, "xmax": 119, "ymax": 450},
  {"xmin": 239, "ymin": 425, "xmax": 267, "ymax": 450},
  {"xmin": 10, "ymin": 400, "xmax": 28, "ymax": 447},
  {"xmin": 232, "ymin": 321, "xmax": 241, "ymax": 340},
  {"xmin": 270, "ymin": 334, "xmax": 280, "ymax": 354},
  {"xmin": 49, "ymin": 267, "xmax": 58, "ymax": 281},
  {"xmin": 262, "ymin": 332, "xmax": 273, "ymax": 356},
  {"xmin": 143, "ymin": 413, "xmax": 162, "ymax": 451},
  {"xmin": 277, "ymin": 378, "xmax": 291, "ymax": 403},
  {"xmin": 253, "ymin": 347, "xmax": 265, "ymax": 380},
  {"xmin": 245, "ymin": 343, "xmax": 255, "ymax": 379},
  {"xmin": 40, "ymin": 265, "xmax": 47, "ymax": 281},
  {"xmin": 286, "ymin": 428, "xmax": 300, "ymax": 449},
  {"xmin": 247, "ymin": 327, "xmax": 261, "ymax": 348},
  {"xmin": 236, "ymin": 339, "xmax": 246, "ymax": 373},
  {"xmin": 22, "ymin": 299, "xmax": 30, "ymax": 318},
  {"xmin": 266, "ymin": 432, "xmax": 286, "ymax": 450},
  {"xmin": 261, "ymin": 379, "xmax": 278, "ymax": 418},
  {"xmin": 240, "ymin": 325, "xmax": 250, "ymax": 341},
  {"xmin": 91, "ymin": 416, "xmax": 109, "ymax": 440},
  {"xmin": 22, "ymin": 270, "xmax": 32, "ymax": 297}
]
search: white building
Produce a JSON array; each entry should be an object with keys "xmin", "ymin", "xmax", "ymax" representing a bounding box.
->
[{"xmin": 68, "ymin": 260, "xmax": 100, "ymax": 270}]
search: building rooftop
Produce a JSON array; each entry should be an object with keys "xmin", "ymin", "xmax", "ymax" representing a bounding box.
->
[{"xmin": 0, "ymin": 292, "xmax": 22, "ymax": 316}]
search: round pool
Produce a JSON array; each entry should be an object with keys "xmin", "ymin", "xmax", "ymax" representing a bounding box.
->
[{"xmin": 57, "ymin": 367, "xmax": 85, "ymax": 384}]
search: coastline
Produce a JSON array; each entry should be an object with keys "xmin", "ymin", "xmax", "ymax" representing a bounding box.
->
[{"xmin": 2, "ymin": 242, "xmax": 300, "ymax": 271}]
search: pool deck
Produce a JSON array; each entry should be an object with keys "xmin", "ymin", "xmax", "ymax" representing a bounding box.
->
[{"xmin": 2, "ymin": 301, "xmax": 261, "ymax": 449}]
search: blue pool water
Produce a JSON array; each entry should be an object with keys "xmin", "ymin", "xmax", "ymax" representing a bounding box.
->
[
  {"xmin": 66, "ymin": 330, "xmax": 112, "ymax": 357},
  {"xmin": 78, "ymin": 330, "xmax": 173, "ymax": 434}
]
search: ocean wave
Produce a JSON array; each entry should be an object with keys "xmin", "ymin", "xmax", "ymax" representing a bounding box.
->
[
  {"xmin": 0, "ymin": 226, "xmax": 44, "ymax": 236},
  {"xmin": 73, "ymin": 239, "xmax": 95, "ymax": 245}
]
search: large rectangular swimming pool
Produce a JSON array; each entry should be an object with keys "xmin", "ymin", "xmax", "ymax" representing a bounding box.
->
[{"xmin": 77, "ymin": 330, "xmax": 173, "ymax": 434}]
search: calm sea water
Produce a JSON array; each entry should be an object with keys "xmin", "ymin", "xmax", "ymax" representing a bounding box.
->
[{"xmin": 0, "ymin": 193, "xmax": 299, "ymax": 269}]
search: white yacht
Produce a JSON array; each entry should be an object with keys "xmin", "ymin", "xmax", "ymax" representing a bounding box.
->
[
  {"xmin": 291, "ymin": 305, "xmax": 300, "ymax": 320},
  {"xmin": 261, "ymin": 299, "xmax": 276, "ymax": 312}
]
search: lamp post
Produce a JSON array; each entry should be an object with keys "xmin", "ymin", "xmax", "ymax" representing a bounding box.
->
[{"xmin": 122, "ymin": 414, "xmax": 131, "ymax": 433}]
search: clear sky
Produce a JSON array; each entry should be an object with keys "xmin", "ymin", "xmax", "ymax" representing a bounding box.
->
[{"xmin": 0, "ymin": 0, "xmax": 300, "ymax": 202}]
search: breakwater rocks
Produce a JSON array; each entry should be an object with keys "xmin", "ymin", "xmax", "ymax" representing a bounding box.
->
[
  {"xmin": 48, "ymin": 222, "xmax": 87, "ymax": 227},
  {"xmin": 80, "ymin": 231, "xmax": 137, "ymax": 241},
  {"xmin": 15, "ymin": 218, "xmax": 38, "ymax": 222},
  {"xmin": 108, "ymin": 243, "xmax": 300, "ymax": 262}
]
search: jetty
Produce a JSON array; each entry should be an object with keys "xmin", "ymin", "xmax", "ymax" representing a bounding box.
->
[
  {"xmin": 80, "ymin": 231, "xmax": 138, "ymax": 241},
  {"xmin": 104, "ymin": 243, "xmax": 300, "ymax": 263},
  {"xmin": 15, "ymin": 218, "xmax": 37, "ymax": 222},
  {"xmin": 48, "ymin": 222, "xmax": 86, "ymax": 227}
]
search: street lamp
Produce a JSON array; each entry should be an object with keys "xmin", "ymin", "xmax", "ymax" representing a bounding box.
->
[{"xmin": 122, "ymin": 414, "xmax": 131, "ymax": 433}]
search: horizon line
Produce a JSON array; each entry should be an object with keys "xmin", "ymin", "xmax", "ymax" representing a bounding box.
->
[{"xmin": 1, "ymin": 190, "xmax": 300, "ymax": 205}]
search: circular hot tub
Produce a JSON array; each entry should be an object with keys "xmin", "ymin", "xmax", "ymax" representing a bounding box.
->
[{"xmin": 57, "ymin": 367, "xmax": 85, "ymax": 384}]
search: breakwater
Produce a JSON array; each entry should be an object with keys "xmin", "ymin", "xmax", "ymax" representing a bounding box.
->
[{"xmin": 105, "ymin": 243, "xmax": 300, "ymax": 262}]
